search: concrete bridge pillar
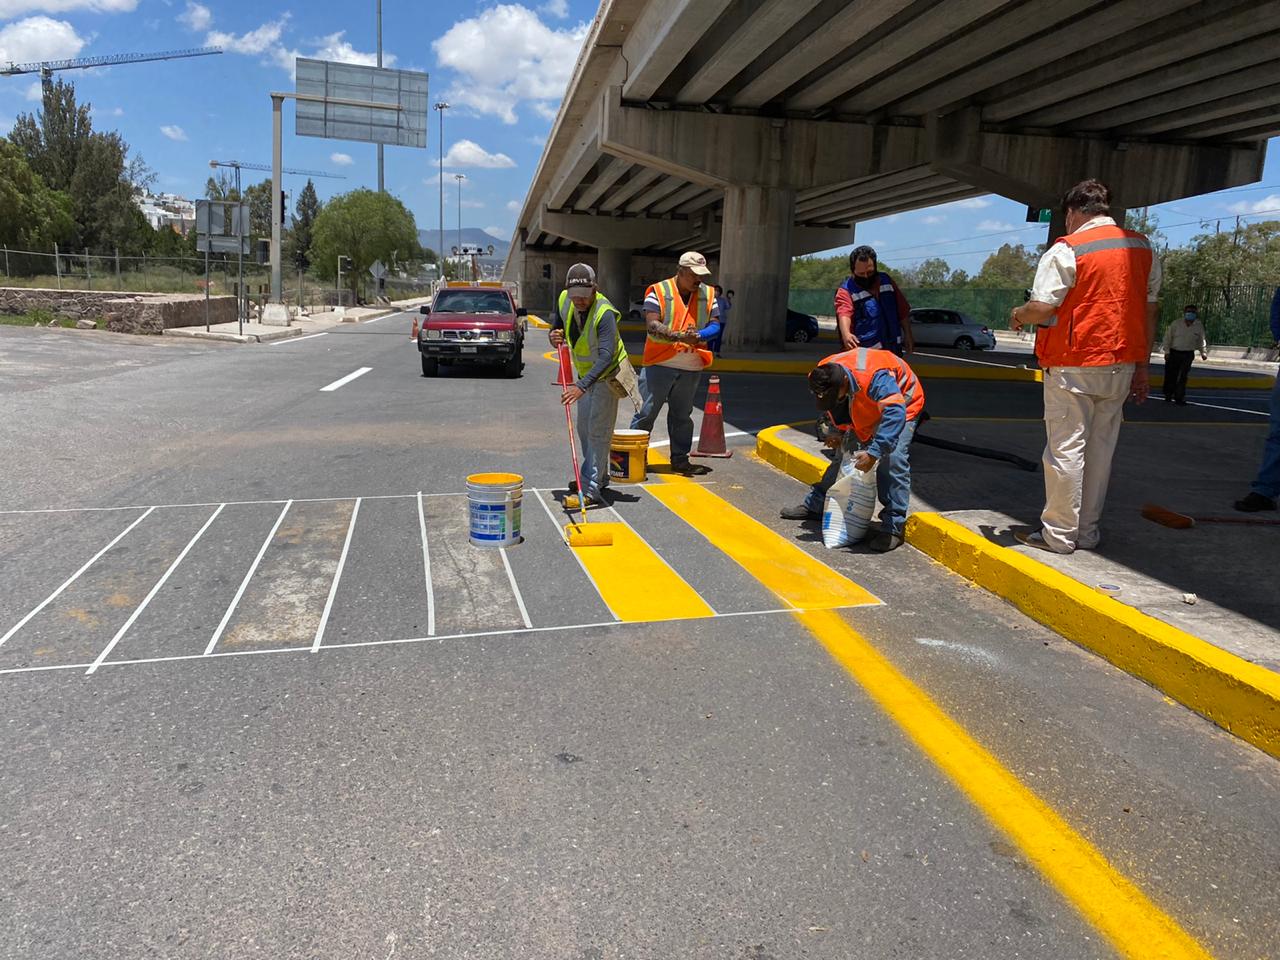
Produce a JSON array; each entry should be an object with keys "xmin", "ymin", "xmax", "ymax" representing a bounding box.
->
[
  {"xmin": 596, "ymin": 247, "xmax": 633, "ymax": 316},
  {"xmin": 719, "ymin": 186, "xmax": 796, "ymax": 351}
]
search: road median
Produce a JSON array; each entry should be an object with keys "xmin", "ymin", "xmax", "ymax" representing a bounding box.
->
[{"xmin": 755, "ymin": 422, "xmax": 1280, "ymax": 761}]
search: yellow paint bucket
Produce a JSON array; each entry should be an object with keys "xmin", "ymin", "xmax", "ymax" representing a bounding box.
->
[
  {"xmin": 609, "ymin": 429, "xmax": 649, "ymax": 484},
  {"xmin": 465, "ymin": 472, "xmax": 523, "ymax": 547}
]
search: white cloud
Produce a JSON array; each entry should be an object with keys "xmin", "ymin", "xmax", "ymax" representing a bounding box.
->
[
  {"xmin": 975, "ymin": 220, "xmax": 1020, "ymax": 233},
  {"xmin": 953, "ymin": 196, "xmax": 993, "ymax": 209},
  {"xmin": 432, "ymin": 5, "xmax": 588, "ymax": 124},
  {"xmin": 111, "ymin": 106, "xmax": 123, "ymax": 116},
  {"xmin": 506, "ymin": 199, "xmax": 521, "ymax": 212},
  {"xmin": 461, "ymin": 200, "xmax": 485, "ymax": 209},
  {"xmin": 442, "ymin": 139, "xmax": 516, "ymax": 168},
  {"xmin": 484, "ymin": 226, "xmax": 507, "ymax": 239},
  {"xmin": 330, "ymin": 152, "xmax": 354, "ymax": 166},
  {"xmin": 1226, "ymin": 193, "xmax": 1280, "ymax": 216},
  {"xmin": 311, "ymin": 30, "xmax": 392, "ymax": 67},
  {"xmin": 177, "ymin": 1, "xmax": 210, "ymax": 31},
  {"xmin": 920, "ymin": 214, "xmax": 945, "ymax": 225},
  {"xmin": 160, "ymin": 124, "xmax": 187, "ymax": 141},
  {"xmin": 423, "ymin": 171, "xmax": 458, "ymax": 186},
  {"xmin": 539, "ymin": 0, "xmax": 568, "ymax": 16},
  {"xmin": 0, "ymin": 0, "xmax": 135, "ymax": 14},
  {"xmin": 208, "ymin": 17, "xmax": 288, "ymax": 56},
  {"xmin": 0, "ymin": 16, "xmax": 86, "ymax": 64},
  {"xmin": 24, "ymin": 81, "xmax": 42, "ymax": 101}
]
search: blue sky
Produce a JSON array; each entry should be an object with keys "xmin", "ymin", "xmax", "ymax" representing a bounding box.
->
[{"xmin": 1, "ymin": 0, "xmax": 1276, "ymax": 270}]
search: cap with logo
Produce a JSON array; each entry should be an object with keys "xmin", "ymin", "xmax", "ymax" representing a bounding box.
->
[
  {"xmin": 678, "ymin": 251, "xmax": 712, "ymax": 277},
  {"xmin": 566, "ymin": 263, "xmax": 596, "ymax": 289},
  {"xmin": 808, "ymin": 363, "xmax": 855, "ymax": 411}
]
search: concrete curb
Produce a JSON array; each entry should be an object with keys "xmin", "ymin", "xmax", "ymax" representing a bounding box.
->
[
  {"xmin": 164, "ymin": 326, "xmax": 302, "ymax": 344},
  {"xmin": 754, "ymin": 423, "xmax": 1280, "ymax": 761}
]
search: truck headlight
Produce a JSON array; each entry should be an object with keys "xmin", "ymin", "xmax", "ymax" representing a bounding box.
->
[
  {"xmin": 424, "ymin": 329, "xmax": 442, "ymax": 340},
  {"xmin": 496, "ymin": 330, "xmax": 514, "ymax": 342}
]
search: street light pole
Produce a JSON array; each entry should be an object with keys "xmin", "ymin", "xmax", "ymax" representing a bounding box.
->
[
  {"xmin": 376, "ymin": 0, "xmax": 384, "ymax": 193},
  {"xmin": 454, "ymin": 173, "xmax": 466, "ymax": 282},
  {"xmin": 433, "ymin": 101, "xmax": 448, "ymax": 279}
]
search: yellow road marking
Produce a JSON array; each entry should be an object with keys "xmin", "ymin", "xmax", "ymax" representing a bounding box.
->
[
  {"xmin": 648, "ymin": 444, "xmax": 1212, "ymax": 958},
  {"xmin": 799, "ymin": 607, "xmax": 1213, "ymax": 960},
  {"xmin": 569, "ymin": 518, "xmax": 714, "ymax": 623}
]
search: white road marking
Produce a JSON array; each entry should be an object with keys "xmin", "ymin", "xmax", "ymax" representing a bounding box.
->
[
  {"xmin": 0, "ymin": 491, "xmax": 464, "ymax": 517},
  {"xmin": 205, "ymin": 500, "xmax": 292, "ymax": 655},
  {"xmin": 86, "ymin": 504, "xmax": 226, "ymax": 674},
  {"xmin": 1183, "ymin": 399, "xmax": 1270, "ymax": 417},
  {"xmin": 0, "ymin": 605, "xmax": 817, "ymax": 677},
  {"xmin": 360, "ymin": 311, "xmax": 401, "ymax": 324},
  {"xmin": 312, "ymin": 498, "xmax": 361, "ymax": 651},
  {"xmin": 0, "ymin": 506, "xmax": 156, "ymax": 652},
  {"xmin": 271, "ymin": 332, "xmax": 329, "ymax": 345},
  {"xmin": 320, "ymin": 367, "xmax": 372, "ymax": 392},
  {"xmin": 499, "ymin": 547, "xmax": 533, "ymax": 629},
  {"xmin": 604, "ymin": 503, "xmax": 718, "ymax": 616},
  {"xmin": 913, "ymin": 351, "xmax": 1014, "ymax": 368},
  {"xmin": 649, "ymin": 430, "xmax": 749, "ymax": 449},
  {"xmin": 417, "ymin": 492, "xmax": 437, "ymax": 636},
  {"xmin": 531, "ymin": 488, "xmax": 619, "ymax": 621}
]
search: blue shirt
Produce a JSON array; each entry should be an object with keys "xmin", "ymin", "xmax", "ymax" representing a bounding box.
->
[{"xmin": 830, "ymin": 365, "xmax": 908, "ymax": 461}]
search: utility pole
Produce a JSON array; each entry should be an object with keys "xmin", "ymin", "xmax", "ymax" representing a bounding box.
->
[
  {"xmin": 376, "ymin": 0, "xmax": 384, "ymax": 193},
  {"xmin": 434, "ymin": 101, "xmax": 449, "ymax": 278},
  {"xmin": 455, "ymin": 173, "xmax": 466, "ymax": 281}
]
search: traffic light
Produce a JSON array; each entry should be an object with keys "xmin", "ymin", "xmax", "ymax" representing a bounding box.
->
[
  {"xmin": 280, "ymin": 191, "xmax": 287, "ymax": 225},
  {"xmin": 542, "ymin": 263, "xmax": 552, "ymax": 279},
  {"xmin": 255, "ymin": 238, "xmax": 269, "ymax": 265}
]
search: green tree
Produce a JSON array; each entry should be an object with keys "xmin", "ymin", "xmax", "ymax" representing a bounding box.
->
[
  {"xmin": 8, "ymin": 79, "xmax": 91, "ymax": 192},
  {"xmin": 1163, "ymin": 219, "xmax": 1280, "ymax": 293},
  {"xmin": 900, "ymin": 257, "xmax": 951, "ymax": 286},
  {"xmin": 0, "ymin": 139, "xmax": 76, "ymax": 254},
  {"xmin": 309, "ymin": 188, "xmax": 418, "ymax": 299},
  {"xmin": 286, "ymin": 179, "xmax": 320, "ymax": 271},
  {"xmin": 973, "ymin": 243, "xmax": 1038, "ymax": 289},
  {"xmin": 243, "ymin": 179, "xmax": 273, "ymax": 240}
]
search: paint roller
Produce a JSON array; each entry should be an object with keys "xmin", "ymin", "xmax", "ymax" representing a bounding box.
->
[
  {"xmin": 556, "ymin": 344, "xmax": 614, "ymax": 548},
  {"xmin": 1141, "ymin": 503, "xmax": 1280, "ymax": 529}
]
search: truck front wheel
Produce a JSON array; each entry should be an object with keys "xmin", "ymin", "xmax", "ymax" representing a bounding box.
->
[{"xmin": 421, "ymin": 354, "xmax": 438, "ymax": 377}]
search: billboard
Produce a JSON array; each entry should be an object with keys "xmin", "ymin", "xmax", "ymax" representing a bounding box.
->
[{"xmin": 295, "ymin": 57, "xmax": 428, "ymax": 148}]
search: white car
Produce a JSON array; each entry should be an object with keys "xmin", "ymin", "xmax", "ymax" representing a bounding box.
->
[{"xmin": 909, "ymin": 308, "xmax": 996, "ymax": 350}]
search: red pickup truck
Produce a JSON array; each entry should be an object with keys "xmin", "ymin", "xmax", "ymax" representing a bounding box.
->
[{"xmin": 416, "ymin": 284, "xmax": 527, "ymax": 378}]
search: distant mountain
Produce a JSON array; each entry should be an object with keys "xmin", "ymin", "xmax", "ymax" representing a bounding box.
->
[{"xmin": 419, "ymin": 228, "xmax": 510, "ymax": 260}]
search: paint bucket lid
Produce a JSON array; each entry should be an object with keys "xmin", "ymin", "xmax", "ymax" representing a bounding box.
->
[
  {"xmin": 467, "ymin": 472, "xmax": 523, "ymax": 486},
  {"xmin": 613, "ymin": 429, "xmax": 650, "ymax": 440}
]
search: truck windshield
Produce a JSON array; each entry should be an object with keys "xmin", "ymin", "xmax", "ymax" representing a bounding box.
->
[{"xmin": 432, "ymin": 291, "xmax": 510, "ymax": 314}]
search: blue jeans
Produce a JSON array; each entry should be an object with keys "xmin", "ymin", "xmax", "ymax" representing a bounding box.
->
[
  {"xmin": 576, "ymin": 381, "xmax": 619, "ymax": 499},
  {"xmin": 804, "ymin": 420, "xmax": 917, "ymax": 535},
  {"xmin": 1250, "ymin": 376, "xmax": 1280, "ymax": 500},
  {"xmin": 631, "ymin": 364, "xmax": 701, "ymax": 462}
]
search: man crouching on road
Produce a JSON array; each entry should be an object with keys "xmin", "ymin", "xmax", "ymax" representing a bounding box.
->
[
  {"xmin": 780, "ymin": 347, "xmax": 925, "ymax": 552},
  {"xmin": 549, "ymin": 263, "xmax": 628, "ymax": 508}
]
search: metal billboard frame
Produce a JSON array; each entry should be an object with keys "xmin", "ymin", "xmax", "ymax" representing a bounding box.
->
[{"xmin": 294, "ymin": 58, "xmax": 427, "ymax": 148}]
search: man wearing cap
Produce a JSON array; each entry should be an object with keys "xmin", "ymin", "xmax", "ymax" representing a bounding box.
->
[
  {"xmin": 631, "ymin": 251, "xmax": 722, "ymax": 476},
  {"xmin": 780, "ymin": 347, "xmax": 925, "ymax": 552},
  {"xmin": 549, "ymin": 263, "xmax": 628, "ymax": 507},
  {"xmin": 836, "ymin": 246, "xmax": 914, "ymax": 355}
]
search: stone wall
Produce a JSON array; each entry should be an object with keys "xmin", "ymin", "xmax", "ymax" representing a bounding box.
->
[{"xmin": 0, "ymin": 287, "xmax": 236, "ymax": 335}]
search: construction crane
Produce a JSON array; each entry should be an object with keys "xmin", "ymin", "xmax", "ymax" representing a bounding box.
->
[
  {"xmin": 1, "ymin": 47, "xmax": 223, "ymax": 94},
  {"xmin": 208, "ymin": 160, "xmax": 345, "ymax": 207}
]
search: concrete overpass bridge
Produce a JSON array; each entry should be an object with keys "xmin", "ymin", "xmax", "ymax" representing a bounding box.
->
[{"xmin": 504, "ymin": 0, "xmax": 1276, "ymax": 348}]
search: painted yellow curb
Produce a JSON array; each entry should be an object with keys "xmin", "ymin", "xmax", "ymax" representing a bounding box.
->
[
  {"xmin": 526, "ymin": 314, "xmax": 551, "ymax": 329},
  {"xmin": 755, "ymin": 423, "xmax": 1280, "ymax": 761}
]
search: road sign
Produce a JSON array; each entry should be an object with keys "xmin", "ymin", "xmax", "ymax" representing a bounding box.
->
[
  {"xmin": 369, "ymin": 260, "xmax": 388, "ymax": 280},
  {"xmin": 195, "ymin": 200, "xmax": 250, "ymax": 254},
  {"xmin": 295, "ymin": 58, "xmax": 428, "ymax": 148},
  {"xmin": 1025, "ymin": 205, "xmax": 1053, "ymax": 223}
]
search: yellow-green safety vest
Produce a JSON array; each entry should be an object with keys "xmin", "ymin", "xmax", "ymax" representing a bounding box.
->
[{"xmin": 558, "ymin": 289, "xmax": 627, "ymax": 379}]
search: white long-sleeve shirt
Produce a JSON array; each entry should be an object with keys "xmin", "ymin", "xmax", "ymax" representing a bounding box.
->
[
  {"xmin": 1030, "ymin": 216, "xmax": 1163, "ymax": 308},
  {"xmin": 1164, "ymin": 318, "xmax": 1207, "ymax": 353}
]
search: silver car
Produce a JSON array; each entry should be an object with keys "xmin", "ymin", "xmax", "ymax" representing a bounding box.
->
[{"xmin": 908, "ymin": 308, "xmax": 996, "ymax": 350}]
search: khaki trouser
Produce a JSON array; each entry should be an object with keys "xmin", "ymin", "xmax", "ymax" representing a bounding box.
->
[{"xmin": 1040, "ymin": 364, "xmax": 1133, "ymax": 552}]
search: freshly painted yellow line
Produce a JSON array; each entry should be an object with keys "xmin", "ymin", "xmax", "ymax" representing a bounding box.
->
[
  {"xmin": 755, "ymin": 424, "xmax": 829, "ymax": 486},
  {"xmin": 526, "ymin": 314, "xmax": 551, "ymax": 329},
  {"xmin": 906, "ymin": 512, "xmax": 1280, "ymax": 761},
  {"xmin": 798, "ymin": 607, "xmax": 1214, "ymax": 960},
  {"xmin": 570, "ymin": 519, "xmax": 714, "ymax": 623},
  {"xmin": 645, "ymin": 448, "xmax": 877, "ymax": 610}
]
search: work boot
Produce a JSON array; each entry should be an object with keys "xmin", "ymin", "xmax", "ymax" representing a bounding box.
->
[
  {"xmin": 780, "ymin": 503, "xmax": 820, "ymax": 521},
  {"xmin": 868, "ymin": 531, "xmax": 904, "ymax": 552},
  {"xmin": 1234, "ymin": 492, "xmax": 1278, "ymax": 512}
]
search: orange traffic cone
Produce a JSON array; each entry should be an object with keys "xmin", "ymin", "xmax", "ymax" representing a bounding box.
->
[
  {"xmin": 411, "ymin": 315, "xmax": 419, "ymax": 340},
  {"xmin": 691, "ymin": 375, "xmax": 733, "ymax": 458}
]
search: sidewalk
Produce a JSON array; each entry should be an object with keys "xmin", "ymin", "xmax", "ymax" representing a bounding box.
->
[
  {"xmin": 164, "ymin": 295, "xmax": 430, "ymax": 344},
  {"xmin": 754, "ymin": 416, "xmax": 1280, "ymax": 759}
]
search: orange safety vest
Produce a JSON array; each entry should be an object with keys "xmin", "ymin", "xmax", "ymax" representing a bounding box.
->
[
  {"xmin": 641, "ymin": 277, "xmax": 715, "ymax": 368},
  {"xmin": 819, "ymin": 347, "xmax": 925, "ymax": 443},
  {"xmin": 1035, "ymin": 224, "xmax": 1153, "ymax": 368}
]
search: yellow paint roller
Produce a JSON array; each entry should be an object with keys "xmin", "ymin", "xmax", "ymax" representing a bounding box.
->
[{"xmin": 557, "ymin": 344, "xmax": 614, "ymax": 548}]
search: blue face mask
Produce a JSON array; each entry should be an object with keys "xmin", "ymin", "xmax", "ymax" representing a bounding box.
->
[{"xmin": 1184, "ymin": 311, "xmax": 1197, "ymax": 322}]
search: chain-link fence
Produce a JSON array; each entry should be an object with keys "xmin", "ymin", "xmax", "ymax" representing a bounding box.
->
[{"xmin": 790, "ymin": 284, "xmax": 1278, "ymax": 347}]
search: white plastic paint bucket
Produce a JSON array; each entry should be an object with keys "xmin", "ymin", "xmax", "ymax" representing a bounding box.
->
[{"xmin": 466, "ymin": 472, "xmax": 523, "ymax": 547}]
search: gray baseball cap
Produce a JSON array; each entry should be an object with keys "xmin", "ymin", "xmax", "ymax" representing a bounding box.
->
[{"xmin": 566, "ymin": 263, "xmax": 596, "ymax": 289}]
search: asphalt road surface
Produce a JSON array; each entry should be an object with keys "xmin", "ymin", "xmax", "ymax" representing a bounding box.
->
[{"xmin": 2, "ymin": 317, "xmax": 1278, "ymax": 960}]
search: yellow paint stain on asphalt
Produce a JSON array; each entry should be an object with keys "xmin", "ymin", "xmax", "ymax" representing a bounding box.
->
[
  {"xmin": 799, "ymin": 607, "xmax": 1213, "ymax": 960},
  {"xmin": 62, "ymin": 608, "xmax": 100, "ymax": 627},
  {"xmin": 104, "ymin": 593, "xmax": 133, "ymax": 608},
  {"xmin": 646, "ymin": 444, "xmax": 1212, "ymax": 958},
  {"xmin": 570, "ymin": 520, "xmax": 714, "ymax": 623}
]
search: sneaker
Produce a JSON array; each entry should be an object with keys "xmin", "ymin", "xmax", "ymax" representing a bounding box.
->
[
  {"xmin": 1234, "ymin": 492, "xmax": 1278, "ymax": 513},
  {"xmin": 1014, "ymin": 528, "xmax": 1074, "ymax": 555},
  {"xmin": 670, "ymin": 460, "xmax": 711, "ymax": 476},
  {"xmin": 868, "ymin": 532, "xmax": 904, "ymax": 552},
  {"xmin": 780, "ymin": 503, "xmax": 820, "ymax": 520}
]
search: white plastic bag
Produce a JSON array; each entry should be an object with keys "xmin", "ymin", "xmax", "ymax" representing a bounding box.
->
[{"xmin": 821, "ymin": 452, "xmax": 878, "ymax": 548}]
